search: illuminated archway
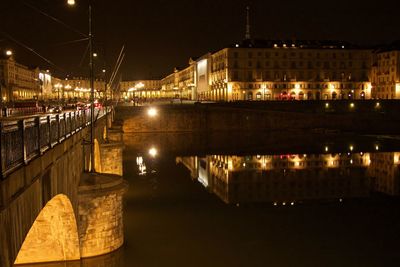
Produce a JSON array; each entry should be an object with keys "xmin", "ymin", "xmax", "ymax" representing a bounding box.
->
[{"xmin": 14, "ymin": 194, "xmax": 80, "ymax": 265}]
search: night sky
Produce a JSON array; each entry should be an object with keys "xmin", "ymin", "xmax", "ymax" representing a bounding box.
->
[{"xmin": 1, "ymin": 0, "xmax": 399, "ymax": 80}]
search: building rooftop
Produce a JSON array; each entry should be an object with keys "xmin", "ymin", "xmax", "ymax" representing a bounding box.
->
[
  {"xmin": 374, "ymin": 40, "xmax": 400, "ymax": 53},
  {"xmin": 228, "ymin": 39, "xmax": 372, "ymax": 50}
]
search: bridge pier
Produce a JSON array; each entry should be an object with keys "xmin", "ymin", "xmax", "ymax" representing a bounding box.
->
[
  {"xmin": 96, "ymin": 142, "xmax": 124, "ymax": 176},
  {"xmin": 78, "ymin": 173, "xmax": 127, "ymax": 258},
  {"xmin": 107, "ymin": 125, "xmax": 123, "ymax": 142},
  {"xmin": 79, "ymin": 124, "xmax": 127, "ymax": 258}
]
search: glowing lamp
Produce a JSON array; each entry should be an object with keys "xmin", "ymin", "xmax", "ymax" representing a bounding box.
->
[{"xmin": 147, "ymin": 107, "xmax": 157, "ymax": 117}]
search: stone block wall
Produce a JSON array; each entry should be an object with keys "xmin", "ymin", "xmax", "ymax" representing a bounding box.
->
[
  {"xmin": 78, "ymin": 173, "xmax": 127, "ymax": 258},
  {"xmin": 13, "ymin": 194, "xmax": 80, "ymax": 265},
  {"xmin": 117, "ymin": 104, "xmax": 400, "ymax": 134},
  {"xmin": 99, "ymin": 143, "xmax": 124, "ymax": 176}
]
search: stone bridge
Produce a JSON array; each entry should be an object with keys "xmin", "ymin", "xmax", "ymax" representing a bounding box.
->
[{"xmin": 0, "ymin": 108, "xmax": 126, "ymax": 267}]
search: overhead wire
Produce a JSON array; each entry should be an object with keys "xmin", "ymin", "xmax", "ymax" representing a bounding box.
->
[
  {"xmin": 108, "ymin": 45, "xmax": 125, "ymax": 86},
  {"xmin": 109, "ymin": 49, "xmax": 125, "ymax": 99},
  {"xmin": 3, "ymin": 0, "xmax": 91, "ymax": 76},
  {"xmin": 0, "ymin": 30, "xmax": 66, "ymax": 73},
  {"xmin": 51, "ymin": 37, "xmax": 89, "ymax": 47},
  {"xmin": 79, "ymin": 43, "xmax": 90, "ymax": 68},
  {"xmin": 20, "ymin": 0, "xmax": 88, "ymax": 38},
  {"xmin": 110, "ymin": 53, "xmax": 125, "ymax": 95}
]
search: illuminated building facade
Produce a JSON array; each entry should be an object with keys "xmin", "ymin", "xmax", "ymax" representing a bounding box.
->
[
  {"xmin": 0, "ymin": 54, "xmax": 40, "ymax": 102},
  {"xmin": 57, "ymin": 77, "xmax": 106, "ymax": 100},
  {"xmin": 160, "ymin": 71, "xmax": 177, "ymax": 98},
  {"xmin": 159, "ymin": 63, "xmax": 196, "ymax": 100},
  {"xmin": 0, "ymin": 54, "xmax": 106, "ymax": 103},
  {"xmin": 39, "ymin": 71, "xmax": 53, "ymax": 100},
  {"xmin": 144, "ymin": 40, "xmax": 373, "ymax": 101},
  {"xmin": 371, "ymin": 44, "xmax": 400, "ymax": 99},
  {"xmin": 120, "ymin": 80, "xmax": 161, "ymax": 100},
  {"xmin": 212, "ymin": 41, "xmax": 372, "ymax": 101},
  {"xmin": 121, "ymin": 41, "xmax": 400, "ymax": 102}
]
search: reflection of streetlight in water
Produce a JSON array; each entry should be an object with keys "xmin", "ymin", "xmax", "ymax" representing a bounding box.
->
[
  {"xmin": 136, "ymin": 148, "xmax": 158, "ymax": 176},
  {"xmin": 149, "ymin": 147, "xmax": 158, "ymax": 158},
  {"xmin": 136, "ymin": 156, "xmax": 146, "ymax": 175},
  {"xmin": 147, "ymin": 107, "xmax": 158, "ymax": 117},
  {"xmin": 146, "ymin": 147, "xmax": 159, "ymax": 196},
  {"xmin": 135, "ymin": 147, "xmax": 160, "ymax": 198}
]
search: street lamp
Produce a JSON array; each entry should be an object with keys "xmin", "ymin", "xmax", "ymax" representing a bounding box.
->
[
  {"xmin": 68, "ymin": 0, "xmax": 95, "ymax": 172},
  {"xmin": 5, "ymin": 50, "xmax": 13, "ymax": 56},
  {"xmin": 102, "ymin": 68, "xmax": 109, "ymax": 141},
  {"xmin": 54, "ymin": 83, "xmax": 62, "ymax": 105}
]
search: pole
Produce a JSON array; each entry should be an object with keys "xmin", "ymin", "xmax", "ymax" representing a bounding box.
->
[
  {"xmin": 1, "ymin": 84, "xmax": 3, "ymax": 111},
  {"xmin": 89, "ymin": 3, "xmax": 95, "ymax": 172},
  {"xmin": 104, "ymin": 71, "xmax": 109, "ymax": 142}
]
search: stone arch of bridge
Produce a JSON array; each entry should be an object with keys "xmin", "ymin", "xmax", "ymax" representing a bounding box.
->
[{"xmin": 14, "ymin": 194, "xmax": 80, "ymax": 265}]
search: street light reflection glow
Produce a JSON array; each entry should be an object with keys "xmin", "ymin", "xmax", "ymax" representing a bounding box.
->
[
  {"xmin": 149, "ymin": 147, "xmax": 158, "ymax": 157},
  {"xmin": 147, "ymin": 107, "xmax": 157, "ymax": 117}
]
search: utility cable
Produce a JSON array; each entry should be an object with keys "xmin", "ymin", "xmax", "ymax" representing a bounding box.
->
[
  {"xmin": 110, "ymin": 53, "xmax": 125, "ymax": 89},
  {"xmin": 79, "ymin": 42, "xmax": 90, "ymax": 68},
  {"xmin": 109, "ymin": 48, "xmax": 122, "ymax": 84},
  {"xmin": 51, "ymin": 37, "xmax": 89, "ymax": 47},
  {"xmin": 0, "ymin": 30, "xmax": 66, "ymax": 73},
  {"xmin": 20, "ymin": 0, "xmax": 88, "ymax": 38},
  {"xmin": 108, "ymin": 45, "xmax": 125, "ymax": 85}
]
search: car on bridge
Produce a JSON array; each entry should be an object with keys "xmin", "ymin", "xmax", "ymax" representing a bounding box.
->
[{"xmin": 47, "ymin": 105, "xmax": 63, "ymax": 113}]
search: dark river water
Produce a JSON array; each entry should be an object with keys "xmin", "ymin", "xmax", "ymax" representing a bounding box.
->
[{"xmin": 21, "ymin": 132, "xmax": 400, "ymax": 267}]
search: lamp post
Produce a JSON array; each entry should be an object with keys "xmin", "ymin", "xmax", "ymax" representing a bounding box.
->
[
  {"xmin": 68, "ymin": 0, "xmax": 95, "ymax": 172},
  {"xmin": 56, "ymin": 84, "xmax": 61, "ymax": 105},
  {"xmin": 103, "ymin": 68, "xmax": 109, "ymax": 142},
  {"xmin": 1, "ymin": 50, "xmax": 13, "ymax": 106}
]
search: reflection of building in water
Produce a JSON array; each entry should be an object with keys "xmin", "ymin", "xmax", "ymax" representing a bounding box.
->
[
  {"xmin": 176, "ymin": 156, "xmax": 210, "ymax": 187},
  {"xmin": 177, "ymin": 156, "xmax": 199, "ymax": 180},
  {"xmin": 368, "ymin": 152, "xmax": 400, "ymax": 195},
  {"xmin": 178, "ymin": 153, "xmax": 374, "ymax": 204}
]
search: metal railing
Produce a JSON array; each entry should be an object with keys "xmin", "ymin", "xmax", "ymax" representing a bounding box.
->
[{"xmin": 0, "ymin": 108, "xmax": 109, "ymax": 179}]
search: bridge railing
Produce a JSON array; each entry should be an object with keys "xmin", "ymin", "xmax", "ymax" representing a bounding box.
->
[{"xmin": 0, "ymin": 107, "xmax": 109, "ymax": 179}]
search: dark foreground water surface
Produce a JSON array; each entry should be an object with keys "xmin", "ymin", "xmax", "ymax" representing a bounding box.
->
[{"xmin": 22, "ymin": 132, "xmax": 400, "ymax": 267}]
